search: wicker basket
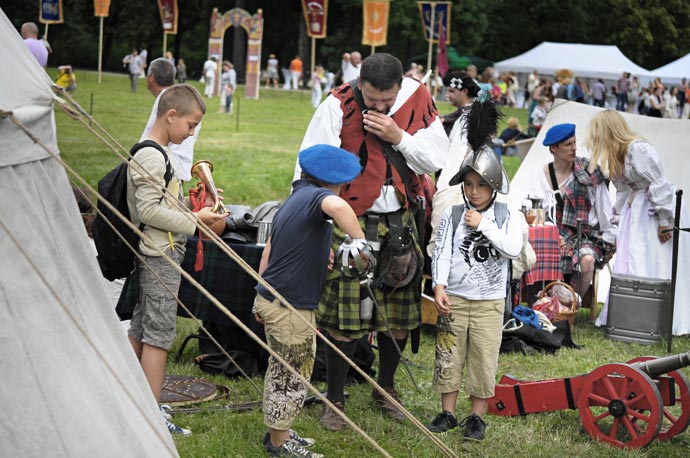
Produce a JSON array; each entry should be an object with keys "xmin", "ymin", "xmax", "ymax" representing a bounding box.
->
[{"xmin": 539, "ymin": 281, "xmax": 579, "ymax": 327}]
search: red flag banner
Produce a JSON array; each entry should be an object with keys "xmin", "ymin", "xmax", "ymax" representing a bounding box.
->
[
  {"xmin": 362, "ymin": 0, "xmax": 390, "ymax": 47},
  {"xmin": 417, "ymin": 1, "xmax": 451, "ymax": 44},
  {"xmin": 301, "ymin": 0, "xmax": 328, "ymax": 39},
  {"xmin": 93, "ymin": 0, "xmax": 111, "ymax": 17},
  {"xmin": 157, "ymin": 0, "xmax": 178, "ymax": 35},
  {"xmin": 39, "ymin": 0, "xmax": 64, "ymax": 24},
  {"xmin": 437, "ymin": 23, "xmax": 449, "ymax": 76}
]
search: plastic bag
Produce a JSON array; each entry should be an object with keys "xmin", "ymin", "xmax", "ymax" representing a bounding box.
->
[{"xmin": 551, "ymin": 284, "xmax": 575, "ymax": 310}]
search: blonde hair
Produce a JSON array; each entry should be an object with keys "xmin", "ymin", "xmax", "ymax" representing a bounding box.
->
[
  {"xmin": 506, "ymin": 117, "xmax": 521, "ymax": 130},
  {"xmin": 157, "ymin": 84, "xmax": 206, "ymax": 118},
  {"xmin": 585, "ymin": 109, "xmax": 641, "ymax": 179}
]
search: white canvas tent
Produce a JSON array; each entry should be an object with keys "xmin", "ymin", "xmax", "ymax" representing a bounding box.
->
[
  {"xmin": 494, "ymin": 41, "xmax": 652, "ymax": 81},
  {"xmin": 0, "ymin": 9, "xmax": 177, "ymax": 457},
  {"xmin": 509, "ymin": 99, "xmax": 690, "ymax": 305},
  {"xmin": 652, "ymin": 53, "xmax": 690, "ymax": 85}
]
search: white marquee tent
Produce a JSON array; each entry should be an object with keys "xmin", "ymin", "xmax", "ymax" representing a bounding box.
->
[
  {"xmin": 509, "ymin": 99, "xmax": 690, "ymax": 317},
  {"xmin": 494, "ymin": 41, "xmax": 652, "ymax": 81},
  {"xmin": 652, "ymin": 53, "xmax": 690, "ymax": 85},
  {"xmin": 0, "ymin": 9, "xmax": 177, "ymax": 457}
]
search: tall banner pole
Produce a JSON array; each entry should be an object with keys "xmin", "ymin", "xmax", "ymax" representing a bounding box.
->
[
  {"xmin": 162, "ymin": 33, "xmax": 168, "ymax": 56},
  {"xmin": 362, "ymin": 0, "xmax": 389, "ymax": 54},
  {"xmin": 301, "ymin": 1, "xmax": 328, "ymax": 86},
  {"xmin": 426, "ymin": 3, "xmax": 436, "ymax": 90},
  {"xmin": 39, "ymin": 0, "xmax": 64, "ymax": 35},
  {"xmin": 94, "ymin": 1, "xmax": 111, "ymax": 84},
  {"xmin": 98, "ymin": 16, "xmax": 104, "ymax": 83},
  {"xmin": 310, "ymin": 36, "xmax": 316, "ymax": 80}
]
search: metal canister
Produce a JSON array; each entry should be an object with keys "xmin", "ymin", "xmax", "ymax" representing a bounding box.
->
[{"xmin": 256, "ymin": 220, "xmax": 272, "ymax": 245}]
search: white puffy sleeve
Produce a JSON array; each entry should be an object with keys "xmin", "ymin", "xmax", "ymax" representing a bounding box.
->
[{"xmin": 628, "ymin": 141, "xmax": 675, "ymax": 226}]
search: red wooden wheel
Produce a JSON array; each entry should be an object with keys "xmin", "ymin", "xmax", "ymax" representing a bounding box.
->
[
  {"xmin": 577, "ymin": 363, "xmax": 663, "ymax": 448},
  {"xmin": 627, "ymin": 356, "xmax": 690, "ymax": 441}
]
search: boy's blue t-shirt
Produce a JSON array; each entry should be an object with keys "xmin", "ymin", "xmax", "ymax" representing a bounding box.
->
[{"xmin": 256, "ymin": 179, "xmax": 335, "ymax": 310}]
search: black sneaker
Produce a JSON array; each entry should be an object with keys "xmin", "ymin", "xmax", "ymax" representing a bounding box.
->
[
  {"xmin": 264, "ymin": 438, "xmax": 324, "ymax": 458},
  {"xmin": 459, "ymin": 413, "xmax": 486, "ymax": 442},
  {"xmin": 426, "ymin": 410, "xmax": 458, "ymax": 433},
  {"xmin": 263, "ymin": 431, "xmax": 315, "ymax": 448}
]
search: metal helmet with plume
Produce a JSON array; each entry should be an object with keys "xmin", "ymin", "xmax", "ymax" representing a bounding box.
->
[{"xmin": 448, "ymin": 100, "xmax": 509, "ymax": 194}]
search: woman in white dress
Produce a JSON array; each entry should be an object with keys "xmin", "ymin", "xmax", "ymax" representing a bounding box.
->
[{"xmin": 585, "ymin": 109, "xmax": 690, "ymax": 335}]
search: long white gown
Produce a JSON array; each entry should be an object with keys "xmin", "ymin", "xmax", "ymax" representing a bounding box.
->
[{"xmin": 595, "ymin": 140, "xmax": 690, "ymax": 335}]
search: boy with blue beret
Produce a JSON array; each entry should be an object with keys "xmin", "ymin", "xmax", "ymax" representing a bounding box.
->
[{"xmin": 254, "ymin": 144, "xmax": 369, "ymax": 458}]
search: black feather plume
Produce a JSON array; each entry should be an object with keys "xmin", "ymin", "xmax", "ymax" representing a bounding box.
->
[{"xmin": 463, "ymin": 100, "xmax": 503, "ymax": 152}]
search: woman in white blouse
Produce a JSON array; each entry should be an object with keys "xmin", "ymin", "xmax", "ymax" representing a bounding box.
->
[{"xmin": 585, "ymin": 109, "xmax": 690, "ymax": 335}]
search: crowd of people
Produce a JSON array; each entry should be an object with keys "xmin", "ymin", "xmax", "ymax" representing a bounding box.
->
[
  {"xmin": 24, "ymin": 19, "xmax": 687, "ymax": 453},
  {"xmin": 522, "ymin": 69, "xmax": 690, "ymax": 125}
]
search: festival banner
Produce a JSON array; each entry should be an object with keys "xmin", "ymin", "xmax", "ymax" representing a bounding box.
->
[
  {"xmin": 437, "ymin": 24, "xmax": 449, "ymax": 76},
  {"xmin": 301, "ymin": 0, "xmax": 328, "ymax": 39},
  {"xmin": 362, "ymin": 0, "xmax": 390, "ymax": 47},
  {"xmin": 93, "ymin": 0, "xmax": 111, "ymax": 17},
  {"xmin": 39, "ymin": 0, "xmax": 64, "ymax": 24},
  {"xmin": 417, "ymin": 1, "xmax": 451, "ymax": 44},
  {"xmin": 157, "ymin": 0, "xmax": 179, "ymax": 34}
]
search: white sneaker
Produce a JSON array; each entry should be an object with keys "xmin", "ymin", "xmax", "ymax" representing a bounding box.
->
[
  {"xmin": 165, "ymin": 418, "xmax": 191, "ymax": 436},
  {"xmin": 160, "ymin": 405, "xmax": 173, "ymax": 421}
]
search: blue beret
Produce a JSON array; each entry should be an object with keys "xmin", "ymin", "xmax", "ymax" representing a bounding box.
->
[
  {"xmin": 543, "ymin": 123, "xmax": 576, "ymax": 146},
  {"xmin": 299, "ymin": 144, "xmax": 361, "ymax": 184}
]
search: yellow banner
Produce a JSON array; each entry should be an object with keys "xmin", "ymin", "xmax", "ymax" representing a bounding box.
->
[
  {"xmin": 93, "ymin": 0, "xmax": 111, "ymax": 17},
  {"xmin": 362, "ymin": 0, "xmax": 390, "ymax": 47}
]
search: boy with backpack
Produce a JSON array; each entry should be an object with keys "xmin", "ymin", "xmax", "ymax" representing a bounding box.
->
[
  {"xmin": 254, "ymin": 144, "xmax": 370, "ymax": 458},
  {"xmin": 426, "ymin": 101, "xmax": 522, "ymax": 441},
  {"xmin": 126, "ymin": 84, "xmax": 227, "ymax": 436}
]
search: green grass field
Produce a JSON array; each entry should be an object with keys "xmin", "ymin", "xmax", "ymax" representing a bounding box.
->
[{"xmin": 56, "ymin": 69, "xmax": 690, "ymax": 458}]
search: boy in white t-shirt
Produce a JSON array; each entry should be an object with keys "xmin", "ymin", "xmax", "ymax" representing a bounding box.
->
[{"xmin": 427, "ymin": 101, "xmax": 522, "ymax": 441}]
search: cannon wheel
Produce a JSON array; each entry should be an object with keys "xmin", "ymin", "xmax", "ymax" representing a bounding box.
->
[
  {"xmin": 627, "ymin": 356, "xmax": 690, "ymax": 441},
  {"xmin": 577, "ymin": 363, "xmax": 663, "ymax": 448}
]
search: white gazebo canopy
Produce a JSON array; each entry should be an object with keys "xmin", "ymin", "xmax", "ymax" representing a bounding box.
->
[
  {"xmin": 651, "ymin": 53, "xmax": 690, "ymax": 85},
  {"xmin": 494, "ymin": 41, "xmax": 652, "ymax": 82}
]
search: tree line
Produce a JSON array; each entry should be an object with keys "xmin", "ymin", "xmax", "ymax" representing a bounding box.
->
[{"xmin": 5, "ymin": 0, "xmax": 690, "ymax": 81}]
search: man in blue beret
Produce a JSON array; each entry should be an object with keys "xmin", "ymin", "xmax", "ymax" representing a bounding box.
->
[
  {"xmin": 533, "ymin": 123, "xmax": 617, "ymax": 297},
  {"xmin": 253, "ymin": 144, "xmax": 369, "ymax": 458}
]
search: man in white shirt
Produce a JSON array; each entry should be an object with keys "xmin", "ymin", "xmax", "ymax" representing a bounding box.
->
[
  {"xmin": 341, "ymin": 51, "xmax": 362, "ymax": 82},
  {"xmin": 298, "ymin": 53, "xmax": 448, "ymax": 431},
  {"xmin": 122, "ymin": 49, "xmax": 143, "ymax": 93},
  {"xmin": 203, "ymin": 56, "xmax": 218, "ymax": 98},
  {"xmin": 141, "ymin": 58, "xmax": 200, "ymax": 181}
]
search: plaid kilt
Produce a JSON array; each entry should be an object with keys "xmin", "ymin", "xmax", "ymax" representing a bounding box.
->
[
  {"xmin": 560, "ymin": 234, "xmax": 602, "ymax": 275},
  {"xmin": 317, "ymin": 208, "xmax": 422, "ymax": 339}
]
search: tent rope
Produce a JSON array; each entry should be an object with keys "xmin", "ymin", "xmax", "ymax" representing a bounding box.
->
[
  {"xmin": 0, "ymin": 217, "xmax": 178, "ymax": 457},
  {"xmin": 19, "ymin": 88, "xmax": 459, "ymax": 457}
]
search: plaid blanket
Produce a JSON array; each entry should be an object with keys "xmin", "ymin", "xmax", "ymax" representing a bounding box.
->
[
  {"xmin": 117, "ymin": 237, "xmax": 264, "ymax": 327},
  {"xmin": 523, "ymin": 225, "xmax": 563, "ymax": 286}
]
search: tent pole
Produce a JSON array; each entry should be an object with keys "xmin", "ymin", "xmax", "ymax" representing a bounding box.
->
[{"xmin": 310, "ymin": 36, "xmax": 315, "ymax": 81}]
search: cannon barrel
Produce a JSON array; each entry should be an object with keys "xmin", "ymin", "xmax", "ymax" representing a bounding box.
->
[{"xmin": 632, "ymin": 351, "xmax": 690, "ymax": 378}]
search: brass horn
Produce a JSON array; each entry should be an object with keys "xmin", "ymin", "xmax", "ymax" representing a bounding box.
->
[{"xmin": 191, "ymin": 160, "xmax": 224, "ymax": 213}]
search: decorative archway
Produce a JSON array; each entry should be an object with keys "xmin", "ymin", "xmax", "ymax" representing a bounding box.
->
[{"xmin": 208, "ymin": 7, "xmax": 264, "ymax": 99}]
